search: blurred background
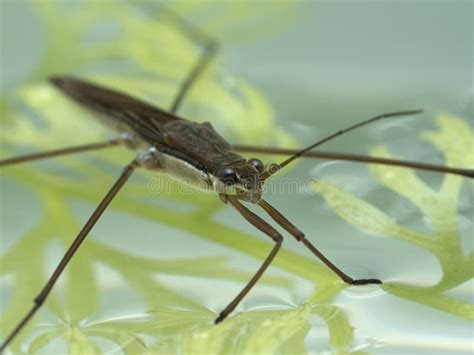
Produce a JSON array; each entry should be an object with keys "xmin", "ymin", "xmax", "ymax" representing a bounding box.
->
[{"xmin": 1, "ymin": 1, "xmax": 472, "ymax": 354}]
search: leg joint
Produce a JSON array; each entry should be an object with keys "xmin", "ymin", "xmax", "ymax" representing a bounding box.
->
[
  {"xmin": 295, "ymin": 231, "xmax": 305, "ymax": 242},
  {"xmin": 34, "ymin": 295, "xmax": 45, "ymax": 306},
  {"xmin": 273, "ymin": 233, "xmax": 283, "ymax": 244}
]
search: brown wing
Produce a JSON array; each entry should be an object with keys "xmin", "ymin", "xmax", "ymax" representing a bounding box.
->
[
  {"xmin": 163, "ymin": 120, "xmax": 244, "ymax": 173},
  {"xmin": 49, "ymin": 76, "xmax": 181, "ymax": 143}
]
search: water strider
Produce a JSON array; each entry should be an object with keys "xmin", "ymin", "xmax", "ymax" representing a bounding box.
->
[{"xmin": 1, "ymin": 13, "xmax": 473, "ymax": 353}]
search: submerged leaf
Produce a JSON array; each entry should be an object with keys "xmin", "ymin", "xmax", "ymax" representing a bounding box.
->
[{"xmin": 317, "ymin": 113, "xmax": 473, "ymax": 318}]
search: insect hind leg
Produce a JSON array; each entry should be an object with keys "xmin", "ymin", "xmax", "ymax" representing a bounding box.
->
[
  {"xmin": 0, "ymin": 138, "xmax": 126, "ymax": 168},
  {"xmin": 153, "ymin": 5, "xmax": 219, "ymax": 114}
]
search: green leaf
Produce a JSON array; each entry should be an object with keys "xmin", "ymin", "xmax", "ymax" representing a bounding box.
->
[{"xmin": 316, "ymin": 113, "xmax": 474, "ymax": 319}]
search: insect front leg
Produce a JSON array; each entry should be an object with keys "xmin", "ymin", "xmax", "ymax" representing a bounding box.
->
[
  {"xmin": 215, "ymin": 195, "xmax": 283, "ymax": 323},
  {"xmin": 257, "ymin": 199, "xmax": 381, "ymax": 285}
]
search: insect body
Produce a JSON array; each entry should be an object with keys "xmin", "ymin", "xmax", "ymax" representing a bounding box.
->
[{"xmin": 51, "ymin": 77, "xmax": 264, "ymax": 201}]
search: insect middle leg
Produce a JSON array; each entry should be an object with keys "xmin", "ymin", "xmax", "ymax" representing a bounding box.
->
[
  {"xmin": 231, "ymin": 145, "xmax": 474, "ymax": 178},
  {"xmin": 215, "ymin": 195, "xmax": 283, "ymax": 323},
  {"xmin": 0, "ymin": 158, "xmax": 139, "ymax": 351}
]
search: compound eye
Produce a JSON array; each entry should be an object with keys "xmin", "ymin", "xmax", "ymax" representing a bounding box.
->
[
  {"xmin": 248, "ymin": 158, "xmax": 264, "ymax": 174},
  {"xmin": 217, "ymin": 167, "xmax": 237, "ymax": 185}
]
